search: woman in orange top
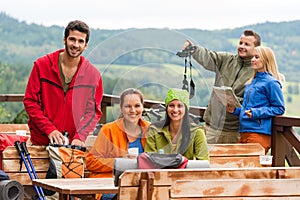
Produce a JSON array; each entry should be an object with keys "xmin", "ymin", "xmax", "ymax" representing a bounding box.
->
[{"xmin": 85, "ymin": 88, "xmax": 150, "ymax": 199}]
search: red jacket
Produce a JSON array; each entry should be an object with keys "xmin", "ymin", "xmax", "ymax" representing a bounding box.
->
[{"xmin": 23, "ymin": 49, "xmax": 103, "ymax": 145}]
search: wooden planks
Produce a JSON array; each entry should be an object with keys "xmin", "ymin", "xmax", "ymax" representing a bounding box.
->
[
  {"xmin": 33, "ymin": 178, "xmax": 118, "ymax": 200},
  {"xmin": 208, "ymin": 143, "xmax": 265, "ymax": 156},
  {"xmin": 2, "ymin": 146, "xmax": 49, "ymax": 185},
  {"xmin": 170, "ymin": 179, "xmax": 300, "ymax": 199},
  {"xmin": 0, "ymin": 141, "xmax": 267, "ymax": 188},
  {"xmin": 208, "ymin": 143, "xmax": 265, "ymax": 168},
  {"xmin": 118, "ymin": 167, "xmax": 300, "ymax": 187},
  {"xmin": 2, "ymin": 145, "xmax": 91, "ymax": 185},
  {"xmin": 84, "ymin": 137, "xmax": 265, "ymax": 168},
  {"xmin": 118, "ymin": 167, "xmax": 300, "ymax": 200},
  {"xmin": 0, "ymin": 124, "xmax": 30, "ymax": 134}
]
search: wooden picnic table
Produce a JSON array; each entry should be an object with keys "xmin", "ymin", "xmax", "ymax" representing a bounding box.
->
[{"xmin": 32, "ymin": 178, "xmax": 118, "ymax": 200}]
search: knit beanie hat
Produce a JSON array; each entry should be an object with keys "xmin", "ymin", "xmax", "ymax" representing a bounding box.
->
[{"xmin": 165, "ymin": 88, "xmax": 190, "ymax": 108}]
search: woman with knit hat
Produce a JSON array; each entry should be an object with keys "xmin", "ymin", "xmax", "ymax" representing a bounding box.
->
[{"xmin": 144, "ymin": 88, "xmax": 209, "ymax": 160}]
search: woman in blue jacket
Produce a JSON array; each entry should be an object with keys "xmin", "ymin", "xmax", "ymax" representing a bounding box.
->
[{"xmin": 227, "ymin": 46, "xmax": 285, "ymax": 154}]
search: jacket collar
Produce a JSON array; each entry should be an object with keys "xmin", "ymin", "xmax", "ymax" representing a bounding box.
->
[
  {"xmin": 116, "ymin": 118, "xmax": 150, "ymax": 136},
  {"xmin": 255, "ymin": 71, "xmax": 269, "ymax": 78},
  {"xmin": 237, "ymin": 56, "xmax": 252, "ymax": 66},
  {"xmin": 50, "ymin": 49, "xmax": 85, "ymax": 77}
]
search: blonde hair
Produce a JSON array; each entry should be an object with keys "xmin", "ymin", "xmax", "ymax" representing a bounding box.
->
[{"xmin": 247, "ymin": 46, "xmax": 281, "ymax": 84}]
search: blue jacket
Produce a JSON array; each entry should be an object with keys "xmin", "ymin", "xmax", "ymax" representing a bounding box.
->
[{"xmin": 233, "ymin": 72, "xmax": 285, "ymax": 135}]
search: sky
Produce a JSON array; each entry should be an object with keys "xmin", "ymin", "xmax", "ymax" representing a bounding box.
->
[{"xmin": 1, "ymin": 0, "xmax": 300, "ymax": 30}]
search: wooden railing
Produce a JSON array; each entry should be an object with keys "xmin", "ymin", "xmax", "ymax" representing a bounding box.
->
[{"xmin": 1, "ymin": 94, "xmax": 299, "ymax": 167}]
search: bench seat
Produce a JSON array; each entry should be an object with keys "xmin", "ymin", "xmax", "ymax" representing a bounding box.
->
[{"xmin": 118, "ymin": 167, "xmax": 300, "ymax": 200}]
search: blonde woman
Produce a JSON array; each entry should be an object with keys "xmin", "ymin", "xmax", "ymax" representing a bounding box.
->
[{"xmin": 227, "ymin": 46, "xmax": 285, "ymax": 154}]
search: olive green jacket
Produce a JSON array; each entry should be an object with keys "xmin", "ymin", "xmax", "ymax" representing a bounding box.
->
[
  {"xmin": 192, "ymin": 46, "xmax": 253, "ymax": 131},
  {"xmin": 144, "ymin": 123, "xmax": 209, "ymax": 160}
]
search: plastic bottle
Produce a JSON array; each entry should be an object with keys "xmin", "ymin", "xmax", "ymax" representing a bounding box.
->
[
  {"xmin": 159, "ymin": 149, "xmax": 164, "ymax": 154},
  {"xmin": 63, "ymin": 132, "xmax": 69, "ymax": 145}
]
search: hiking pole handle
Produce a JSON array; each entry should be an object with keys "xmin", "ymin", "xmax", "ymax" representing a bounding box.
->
[
  {"xmin": 21, "ymin": 142, "xmax": 30, "ymax": 156},
  {"xmin": 14, "ymin": 141, "xmax": 23, "ymax": 154},
  {"xmin": 15, "ymin": 142, "xmax": 43, "ymax": 199}
]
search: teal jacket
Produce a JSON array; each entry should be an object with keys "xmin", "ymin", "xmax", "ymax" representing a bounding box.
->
[
  {"xmin": 192, "ymin": 46, "xmax": 253, "ymax": 132},
  {"xmin": 144, "ymin": 123, "xmax": 209, "ymax": 160}
]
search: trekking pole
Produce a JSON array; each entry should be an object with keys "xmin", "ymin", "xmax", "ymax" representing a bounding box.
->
[
  {"xmin": 14, "ymin": 141, "xmax": 46, "ymax": 200},
  {"xmin": 21, "ymin": 142, "xmax": 46, "ymax": 199}
]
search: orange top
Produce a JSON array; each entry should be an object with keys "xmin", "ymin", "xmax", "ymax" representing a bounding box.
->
[{"xmin": 86, "ymin": 118, "xmax": 150, "ymax": 178}]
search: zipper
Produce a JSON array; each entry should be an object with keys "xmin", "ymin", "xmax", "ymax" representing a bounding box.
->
[{"xmin": 258, "ymin": 119, "xmax": 262, "ymax": 127}]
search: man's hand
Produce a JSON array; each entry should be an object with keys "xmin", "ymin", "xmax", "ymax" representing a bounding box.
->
[
  {"xmin": 177, "ymin": 39, "xmax": 196, "ymax": 57},
  {"xmin": 182, "ymin": 39, "xmax": 194, "ymax": 50},
  {"xmin": 71, "ymin": 139, "xmax": 85, "ymax": 147},
  {"xmin": 48, "ymin": 130, "xmax": 65, "ymax": 145}
]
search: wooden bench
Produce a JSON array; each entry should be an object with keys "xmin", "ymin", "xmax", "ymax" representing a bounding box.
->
[
  {"xmin": 118, "ymin": 167, "xmax": 300, "ymax": 200},
  {"xmin": 2, "ymin": 146, "xmax": 49, "ymax": 185},
  {"xmin": 2, "ymin": 145, "xmax": 92, "ymax": 186},
  {"xmin": 208, "ymin": 143, "xmax": 264, "ymax": 167},
  {"xmin": 84, "ymin": 136, "xmax": 265, "ymax": 168},
  {"xmin": 170, "ymin": 178, "xmax": 300, "ymax": 199},
  {"xmin": 2, "ymin": 136, "xmax": 264, "ymax": 186},
  {"xmin": 1, "ymin": 133, "xmax": 96, "ymax": 186}
]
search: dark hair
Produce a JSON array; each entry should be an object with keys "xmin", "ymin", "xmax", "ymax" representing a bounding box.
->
[
  {"xmin": 153, "ymin": 104, "xmax": 191, "ymax": 154},
  {"xmin": 64, "ymin": 20, "xmax": 90, "ymax": 43},
  {"xmin": 243, "ymin": 29, "xmax": 261, "ymax": 46}
]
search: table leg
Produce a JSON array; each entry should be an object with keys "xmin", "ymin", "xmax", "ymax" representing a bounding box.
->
[{"xmin": 59, "ymin": 193, "xmax": 70, "ymax": 200}]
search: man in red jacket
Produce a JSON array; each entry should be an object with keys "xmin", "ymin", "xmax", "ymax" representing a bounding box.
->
[{"xmin": 23, "ymin": 20, "xmax": 103, "ymax": 146}]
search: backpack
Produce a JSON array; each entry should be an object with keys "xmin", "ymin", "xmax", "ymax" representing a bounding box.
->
[
  {"xmin": 44, "ymin": 144, "xmax": 86, "ymax": 196},
  {"xmin": 46, "ymin": 144, "xmax": 86, "ymax": 179}
]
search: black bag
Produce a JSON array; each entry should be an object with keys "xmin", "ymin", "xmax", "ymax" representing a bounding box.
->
[
  {"xmin": 0, "ymin": 170, "xmax": 9, "ymax": 181},
  {"xmin": 138, "ymin": 152, "xmax": 188, "ymax": 169}
]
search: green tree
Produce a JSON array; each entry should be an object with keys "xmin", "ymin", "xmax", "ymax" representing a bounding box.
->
[{"xmin": 0, "ymin": 62, "xmax": 12, "ymax": 122}]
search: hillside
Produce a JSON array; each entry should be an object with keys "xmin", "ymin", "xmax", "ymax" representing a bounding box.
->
[
  {"xmin": 0, "ymin": 13, "xmax": 300, "ymax": 122},
  {"xmin": 1, "ymin": 12, "xmax": 300, "ymax": 81}
]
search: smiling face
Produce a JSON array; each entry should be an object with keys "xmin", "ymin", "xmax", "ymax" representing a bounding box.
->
[
  {"xmin": 64, "ymin": 30, "xmax": 87, "ymax": 58},
  {"xmin": 120, "ymin": 94, "xmax": 144, "ymax": 125},
  {"xmin": 237, "ymin": 34, "xmax": 256, "ymax": 59},
  {"xmin": 251, "ymin": 49, "xmax": 266, "ymax": 72},
  {"xmin": 167, "ymin": 99, "xmax": 186, "ymax": 122}
]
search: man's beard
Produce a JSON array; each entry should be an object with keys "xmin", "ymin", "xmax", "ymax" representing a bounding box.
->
[{"xmin": 65, "ymin": 46, "xmax": 83, "ymax": 58}]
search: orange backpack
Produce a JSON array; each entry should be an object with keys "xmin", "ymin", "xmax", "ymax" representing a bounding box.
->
[{"xmin": 46, "ymin": 145, "xmax": 86, "ymax": 179}]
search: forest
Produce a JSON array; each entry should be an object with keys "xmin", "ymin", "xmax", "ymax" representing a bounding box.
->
[{"xmin": 0, "ymin": 12, "xmax": 300, "ymax": 123}]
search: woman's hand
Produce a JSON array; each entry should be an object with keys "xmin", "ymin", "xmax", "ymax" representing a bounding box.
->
[
  {"xmin": 245, "ymin": 110, "xmax": 252, "ymax": 118},
  {"xmin": 71, "ymin": 139, "xmax": 85, "ymax": 146},
  {"xmin": 226, "ymin": 104, "xmax": 236, "ymax": 113}
]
